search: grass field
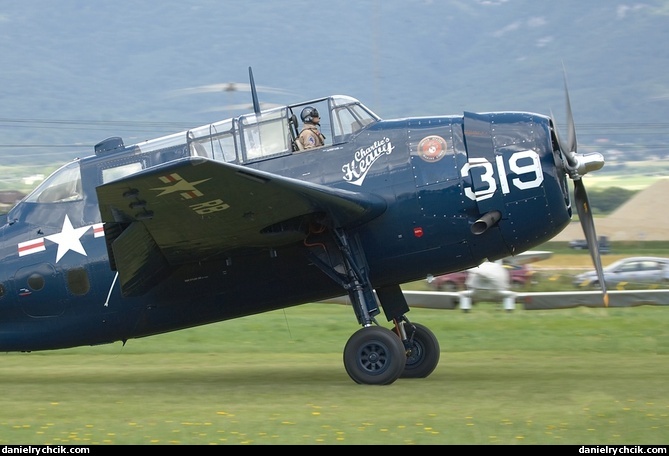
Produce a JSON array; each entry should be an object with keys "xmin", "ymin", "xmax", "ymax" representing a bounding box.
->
[
  {"xmin": 2, "ymin": 142, "xmax": 668, "ymax": 445},
  {"xmin": 1, "ymin": 302, "xmax": 667, "ymax": 445},
  {"xmin": 584, "ymin": 174, "xmax": 668, "ymax": 191}
]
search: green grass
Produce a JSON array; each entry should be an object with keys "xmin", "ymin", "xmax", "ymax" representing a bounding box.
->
[
  {"xmin": 1, "ymin": 303, "xmax": 667, "ymax": 445},
  {"xmin": 543, "ymin": 241, "xmax": 669, "ymax": 257},
  {"xmin": 585, "ymin": 173, "xmax": 668, "ymax": 191}
]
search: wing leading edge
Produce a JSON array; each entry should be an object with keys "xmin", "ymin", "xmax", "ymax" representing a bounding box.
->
[{"xmin": 96, "ymin": 157, "xmax": 387, "ymax": 296}]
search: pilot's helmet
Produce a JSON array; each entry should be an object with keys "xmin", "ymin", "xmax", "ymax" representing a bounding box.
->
[{"xmin": 301, "ymin": 106, "xmax": 320, "ymax": 124}]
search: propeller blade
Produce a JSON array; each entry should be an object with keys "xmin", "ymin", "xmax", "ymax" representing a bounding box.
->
[
  {"xmin": 573, "ymin": 179, "xmax": 609, "ymax": 306},
  {"xmin": 557, "ymin": 65, "xmax": 608, "ymax": 307},
  {"xmin": 564, "ymin": 76, "xmax": 577, "ymax": 157},
  {"xmin": 559, "ymin": 73, "xmax": 578, "ymax": 170}
]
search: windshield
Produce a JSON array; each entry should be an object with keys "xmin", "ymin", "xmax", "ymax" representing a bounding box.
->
[{"xmin": 24, "ymin": 160, "xmax": 82, "ymax": 204}]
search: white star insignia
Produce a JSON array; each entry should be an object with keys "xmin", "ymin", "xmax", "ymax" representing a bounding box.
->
[
  {"xmin": 45, "ymin": 215, "xmax": 91, "ymax": 262},
  {"xmin": 151, "ymin": 177, "xmax": 210, "ymax": 196}
]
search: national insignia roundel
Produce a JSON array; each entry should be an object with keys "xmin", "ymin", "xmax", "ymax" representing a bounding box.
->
[{"xmin": 417, "ymin": 135, "xmax": 448, "ymax": 162}]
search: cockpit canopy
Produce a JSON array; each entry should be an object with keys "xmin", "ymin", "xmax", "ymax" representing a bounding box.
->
[
  {"xmin": 186, "ymin": 95, "xmax": 380, "ymax": 163},
  {"xmin": 12, "ymin": 95, "xmax": 380, "ymax": 216},
  {"xmin": 24, "ymin": 160, "xmax": 82, "ymax": 204}
]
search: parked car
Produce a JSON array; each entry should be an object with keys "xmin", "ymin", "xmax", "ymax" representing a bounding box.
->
[
  {"xmin": 569, "ymin": 235, "xmax": 611, "ymax": 254},
  {"xmin": 573, "ymin": 256, "xmax": 669, "ymax": 289},
  {"xmin": 427, "ymin": 270, "xmax": 468, "ymax": 291},
  {"xmin": 427, "ymin": 263, "xmax": 534, "ymax": 291}
]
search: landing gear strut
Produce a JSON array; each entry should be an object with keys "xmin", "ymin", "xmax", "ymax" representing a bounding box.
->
[{"xmin": 309, "ymin": 227, "xmax": 440, "ymax": 385}]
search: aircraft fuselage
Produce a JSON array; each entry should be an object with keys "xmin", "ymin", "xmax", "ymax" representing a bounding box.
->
[{"xmin": 0, "ymin": 95, "xmax": 572, "ymax": 353}]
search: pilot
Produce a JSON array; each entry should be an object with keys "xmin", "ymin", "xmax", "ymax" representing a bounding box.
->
[{"xmin": 298, "ymin": 106, "xmax": 326, "ymax": 149}]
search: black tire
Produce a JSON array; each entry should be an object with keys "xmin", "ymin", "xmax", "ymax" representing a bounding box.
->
[
  {"xmin": 343, "ymin": 326, "xmax": 406, "ymax": 385},
  {"xmin": 399, "ymin": 322, "xmax": 440, "ymax": 378}
]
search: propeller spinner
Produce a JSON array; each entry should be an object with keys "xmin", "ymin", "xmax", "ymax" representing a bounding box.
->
[{"xmin": 552, "ymin": 74, "xmax": 609, "ymax": 306}]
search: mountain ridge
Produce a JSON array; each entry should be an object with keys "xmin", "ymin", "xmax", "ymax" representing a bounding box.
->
[{"xmin": 0, "ymin": 0, "xmax": 667, "ymax": 174}]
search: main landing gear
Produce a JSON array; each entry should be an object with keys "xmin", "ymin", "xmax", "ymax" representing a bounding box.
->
[
  {"xmin": 344, "ymin": 317, "xmax": 440, "ymax": 385},
  {"xmin": 309, "ymin": 228, "xmax": 440, "ymax": 385}
]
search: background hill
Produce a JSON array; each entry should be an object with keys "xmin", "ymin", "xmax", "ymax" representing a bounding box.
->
[
  {"xmin": 553, "ymin": 177, "xmax": 669, "ymax": 241},
  {"xmin": 1, "ymin": 0, "xmax": 668, "ymax": 189}
]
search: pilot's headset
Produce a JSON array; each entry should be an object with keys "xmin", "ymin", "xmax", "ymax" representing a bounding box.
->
[{"xmin": 301, "ymin": 106, "xmax": 320, "ymax": 125}]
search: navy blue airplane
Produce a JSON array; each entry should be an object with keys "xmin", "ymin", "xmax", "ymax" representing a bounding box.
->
[{"xmin": 0, "ymin": 68, "xmax": 607, "ymax": 385}]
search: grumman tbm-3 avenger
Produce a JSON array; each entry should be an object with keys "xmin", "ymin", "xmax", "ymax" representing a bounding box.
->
[{"xmin": 0, "ymin": 68, "xmax": 607, "ymax": 385}]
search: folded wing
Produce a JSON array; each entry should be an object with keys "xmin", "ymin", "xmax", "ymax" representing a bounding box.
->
[{"xmin": 96, "ymin": 157, "xmax": 387, "ymax": 296}]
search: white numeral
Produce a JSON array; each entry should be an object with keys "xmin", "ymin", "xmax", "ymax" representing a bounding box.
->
[{"xmin": 462, "ymin": 150, "xmax": 543, "ymax": 201}]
